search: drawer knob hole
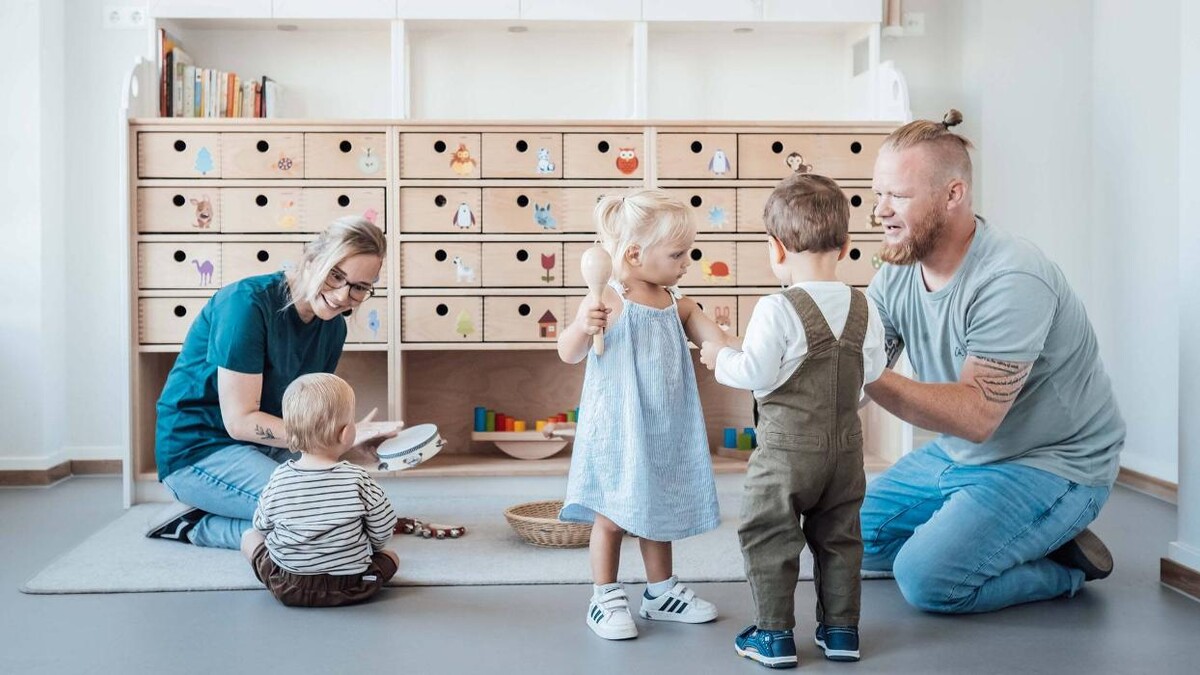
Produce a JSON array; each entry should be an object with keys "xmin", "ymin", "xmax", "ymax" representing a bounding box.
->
[
  {"xmin": 690, "ymin": 141, "xmax": 703, "ymax": 153},
  {"xmin": 850, "ymin": 195, "xmax": 862, "ymax": 207},
  {"xmin": 173, "ymin": 250, "xmax": 186, "ymax": 262},
  {"xmin": 850, "ymin": 248, "xmax": 861, "ymax": 260},
  {"xmin": 771, "ymin": 141, "xmax": 784, "ymax": 154},
  {"xmin": 518, "ymin": 304, "xmax": 531, "ymax": 316},
  {"xmin": 339, "ymin": 140, "xmax": 352, "ymax": 153},
  {"xmin": 690, "ymin": 249, "xmax": 702, "ymax": 261},
  {"xmin": 257, "ymin": 250, "xmax": 269, "ymax": 262},
  {"xmin": 690, "ymin": 195, "xmax": 703, "ymax": 208},
  {"xmin": 436, "ymin": 304, "xmax": 449, "ymax": 316},
  {"xmin": 255, "ymin": 195, "xmax": 268, "ymax": 207},
  {"xmin": 516, "ymin": 140, "xmax": 528, "ymax": 152},
  {"xmin": 850, "ymin": 141, "xmax": 863, "ymax": 154},
  {"xmin": 516, "ymin": 195, "xmax": 529, "ymax": 208},
  {"xmin": 173, "ymin": 305, "xmax": 187, "ymax": 317},
  {"xmin": 516, "ymin": 250, "xmax": 529, "ymax": 262},
  {"xmin": 173, "ymin": 140, "xmax": 187, "ymax": 152},
  {"xmin": 337, "ymin": 195, "xmax": 350, "ymax": 207},
  {"xmin": 256, "ymin": 140, "xmax": 270, "ymax": 153},
  {"xmin": 435, "ymin": 249, "xmax": 447, "ymax": 262},
  {"xmin": 597, "ymin": 141, "xmax": 610, "ymax": 153},
  {"xmin": 173, "ymin": 194, "xmax": 186, "ymax": 207},
  {"xmin": 434, "ymin": 194, "xmax": 447, "ymax": 207},
  {"xmin": 434, "ymin": 140, "xmax": 447, "ymax": 153}
]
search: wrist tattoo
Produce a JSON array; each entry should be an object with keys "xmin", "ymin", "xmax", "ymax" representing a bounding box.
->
[
  {"xmin": 254, "ymin": 425, "xmax": 277, "ymax": 441},
  {"xmin": 974, "ymin": 357, "xmax": 1031, "ymax": 403}
]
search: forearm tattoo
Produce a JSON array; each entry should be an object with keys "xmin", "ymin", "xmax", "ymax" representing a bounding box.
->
[
  {"xmin": 973, "ymin": 357, "xmax": 1031, "ymax": 403},
  {"xmin": 254, "ymin": 424, "xmax": 277, "ymax": 441}
]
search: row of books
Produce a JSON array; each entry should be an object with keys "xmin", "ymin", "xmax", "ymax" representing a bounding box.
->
[{"xmin": 158, "ymin": 28, "xmax": 279, "ymax": 118}]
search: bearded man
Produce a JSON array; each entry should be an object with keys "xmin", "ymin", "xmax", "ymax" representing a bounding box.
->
[{"xmin": 861, "ymin": 110, "xmax": 1126, "ymax": 613}]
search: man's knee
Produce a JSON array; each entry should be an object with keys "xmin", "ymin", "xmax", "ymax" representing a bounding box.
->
[{"xmin": 892, "ymin": 548, "xmax": 973, "ymax": 614}]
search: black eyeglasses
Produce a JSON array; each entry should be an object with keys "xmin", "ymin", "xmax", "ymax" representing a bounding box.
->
[{"xmin": 324, "ymin": 267, "xmax": 375, "ymax": 301}]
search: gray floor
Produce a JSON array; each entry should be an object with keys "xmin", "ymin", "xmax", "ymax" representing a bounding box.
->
[{"xmin": 3, "ymin": 476, "xmax": 1199, "ymax": 675}]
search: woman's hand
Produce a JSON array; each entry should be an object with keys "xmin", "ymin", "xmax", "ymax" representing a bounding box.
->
[{"xmin": 351, "ymin": 408, "xmax": 403, "ymax": 454}]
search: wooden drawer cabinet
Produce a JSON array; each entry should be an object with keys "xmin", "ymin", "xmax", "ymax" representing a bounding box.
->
[
  {"xmin": 481, "ymin": 133, "xmax": 562, "ymax": 178},
  {"xmin": 481, "ymin": 242, "xmax": 564, "ymax": 287},
  {"xmin": 223, "ymin": 242, "xmax": 304, "ymax": 284},
  {"xmin": 304, "ymin": 187, "xmax": 387, "ymax": 233},
  {"xmin": 563, "ymin": 133, "xmax": 644, "ymax": 179},
  {"xmin": 562, "ymin": 242, "xmax": 592, "ymax": 287},
  {"xmin": 735, "ymin": 241, "xmax": 776, "ymax": 286},
  {"xmin": 657, "ymin": 133, "xmax": 738, "ymax": 178},
  {"xmin": 738, "ymin": 134, "xmax": 885, "ymax": 180},
  {"xmin": 664, "ymin": 188, "xmax": 736, "ymax": 232},
  {"xmin": 693, "ymin": 295, "xmax": 738, "ymax": 335},
  {"xmin": 220, "ymin": 133, "xmax": 305, "ymax": 179},
  {"xmin": 345, "ymin": 296, "xmax": 388, "ymax": 343},
  {"xmin": 402, "ymin": 297, "xmax": 482, "ymax": 342},
  {"xmin": 138, "ymin": 132, "xmax": 222, "ymax": 178},
  {"xmin": 138, "ymin": 242, "xmax": 223, "ymax": 289},
  {"xmin": 400, "ymin": 132, "xmax": 481, "ymax": 179},
  {"xmin": 138, "ymin": 297, "xmax": 209, "ymax": 344},
  {"xmin": 679, "ymin": 241, "xmax": 737, "ymax": 288},
  {"xmin": 400, "ymin": 242, "xmax": 482, "ymax": 288},
  {"xmin": 138, "ymin": 187, "xmax": 222, "ymax": 233},
  {"xmin": 303, "ymin": 133, "xmax": 387, "ymax": 178},
  {"xmin": 841, "ymin": 237, "xmax": 884, "ymax": 286},
  {"xmin": 484, "ymin": 296, "xmax": 565, "ymax": 342},
  {"xmin": 220, "ymin": 188, "xmax": 305, "ymax": 233},
  {"xmin": 399, "ymin": 187, "xmax": 482, "ymax": 233},
  {"xmin": 844, "ymin": 187, "xmax": 881, "ymax": 234}
]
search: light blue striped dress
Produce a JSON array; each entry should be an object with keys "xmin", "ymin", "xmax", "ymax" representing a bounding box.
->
[{"xmin": 560, "ymin": 282, "xmax": 720, "ymax": 541}]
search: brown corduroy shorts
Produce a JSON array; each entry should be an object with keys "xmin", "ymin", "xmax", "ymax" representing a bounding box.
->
[{"xmin": 251, "ymin": 543, "xmax": 398, "ymax": 607}]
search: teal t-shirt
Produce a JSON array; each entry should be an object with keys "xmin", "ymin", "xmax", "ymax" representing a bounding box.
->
[
  {"xmin": 867, "ymin": 218, "xmax": 1125, "ymax": 487},
  {"xmin": 154, "ymin": 273, "xmax": 347, "ymax": 479}
]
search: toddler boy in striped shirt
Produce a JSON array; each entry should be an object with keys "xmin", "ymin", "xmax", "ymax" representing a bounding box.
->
[{"xmin": 241, "ymin": 373, "xmax": 399, "ymax": 607}]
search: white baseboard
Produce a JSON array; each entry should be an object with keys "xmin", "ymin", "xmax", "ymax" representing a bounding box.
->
[
  {"xmin": 0, "ymin": 452, "xmax": 69, "ymax": 472},
  {"xmin": 1168, "ymin": 541, "xmax": 1200, "ymax": 572}
]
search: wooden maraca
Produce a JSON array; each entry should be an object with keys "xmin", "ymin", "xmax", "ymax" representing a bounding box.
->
[{"xmin": 579, "ymin": 245, "xmax": 613, "ymax": 356}]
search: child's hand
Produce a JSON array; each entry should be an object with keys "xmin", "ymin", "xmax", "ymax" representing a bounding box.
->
[
  {"xmin": 578, "ymin": 300, "xmax": 610, "ymax": 336},
  {"xmin": 543, "ymin": 421, "xmax": 577, "ymax": 438},
  {"xmin": 699, "ymin": 340, "xmax": 725, "ymax": 370}
]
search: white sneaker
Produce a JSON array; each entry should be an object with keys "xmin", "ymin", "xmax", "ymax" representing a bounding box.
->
[
  {"xmin": 639, "ymin": 576, "xmax": 718, "ymax": 623},
  {"xmin": 587, "ymin": 586, "xmax": 638, "ymax": 640}
]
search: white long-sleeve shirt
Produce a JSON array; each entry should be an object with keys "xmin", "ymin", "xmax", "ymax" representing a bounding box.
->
[{"xmin": 715, "ymin": 281, "xmax": 887, "ymax": 399}]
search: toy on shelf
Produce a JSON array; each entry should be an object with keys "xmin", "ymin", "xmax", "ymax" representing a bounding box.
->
[
  {"xmin": 470, "ymin": 406, "xmax": 578, "ymax": 460},
  {"xmin": 716, "ymin": 426, "xmax": 757, "ymax": 460},
  {"xmin": 579, "ymin": 245, "xmax": 612, "ymax": 356}
]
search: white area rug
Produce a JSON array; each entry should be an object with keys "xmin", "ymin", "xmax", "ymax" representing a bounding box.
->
[{"xmin": 21, "ymin": 479, "xmax": 889, "ymax": 594}]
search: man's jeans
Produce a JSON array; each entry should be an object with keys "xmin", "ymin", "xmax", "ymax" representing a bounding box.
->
[
  {"xmin": 861, "ymin": 443, "xmax": 1109, "ymax": 613},
  {"xmin": 162, "ymin": 444, "xmax": 295, "ymax": 549}
]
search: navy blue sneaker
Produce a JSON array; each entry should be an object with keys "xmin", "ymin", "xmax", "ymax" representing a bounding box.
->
[
  {"xmin": 814, "ymin": 623, "xmax": 860, "ymax": 662},
  {"xmin": 734, "ymin": 625, "xmax": 798, "ymax": 669}
]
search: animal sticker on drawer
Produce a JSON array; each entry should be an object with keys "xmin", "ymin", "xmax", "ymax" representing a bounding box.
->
[
  {"xmin": 453, "ymin": 203, "xmax": 476, "ymax": 230},
  {"xmin": 708, "ymin": 149, "xmax": 732, "ymax": 176},
  {"xmin": 450, "ymin": 143, "xmax": 478, "ymax": 176},
  {"xmin": 536, "ymin": 148, "xmax": 557, "ymax": 175},
  {"xmin": 452, "ymin": 256, "xmax": 477, "ymax": 284},
  {"xmin": 191, "ymin": 195, "xmax": 214, "ymax": 229},
  {"xmin": 701, "ymin": 259, "xmax": 732, "ymax": 283},
  {"xmin": 358, "ymin": 147, "xmax": 381, "ymax": 175},
  {"xmin": 616, "ymin": 147, "xmax": 639, "ymax": 175},
  {"xmin": 194, "ymin": 259, "xmax": 216, "ymax": 285},
  {"xmin": 786, "ymin": 152, "xmax": 813, "ymax": 174},
  {"xmin": 533, "ymin": 202, "xmax": 557, "ymax": 231}
]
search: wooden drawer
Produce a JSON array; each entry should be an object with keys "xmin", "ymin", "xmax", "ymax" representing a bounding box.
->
[
  {"xmin": 138, "ymin": 132, "xmax": 221, "ymax": 178},
  {"xmin": 693, "ymin": 295, "xmax": 738, "ymax": 335},
  {"xmin": 138, "ymin": 297, "xmax": 209, "ymax": 344},
  {"xmin": 657, "ymin": 133, "xmax": 738, "ymax": 178},
  {"xmin": 399, "ymin": 187, "xmax": 482, "ymax": 233},
  {"xmin": 562, "ymin": 242, "xmax": 594, "ymax": 288},
  {"xmin": 736, "ymin": 187, "xmax": 771, "ymax": 233},
  {"xmin": 222, "ymin": 242, "xmax": 304, "ymax": 285},
  {"xmin": 841, "ymin": 237, "xmax": 884, "ymax": 286},
  {"xmin": 481, "ymin": 132, "xmax": 562, "ymax": 178},
  {"xmin": 679, "ymin": 241, "xmax": 736, "ymax": 288},
  {"xmin": 664, "ymin": 188, "xmax": 735, "ymax": 233},
  {"xmin": 737, "ymin": 295, "xmax": 770, "ymax": 337},
  {"xmin": 303, "ymin": 133, "xmax": 386, "ymax": 178},
  {"xmin": 400, "ymin": 242, "xmax": 482, "ymax": 288},
  {"xmin": 737, "ymin": 134, "xmax": 885, "ymax": 180},
  {"xmin": 344, "ymin": 296, "xmax": 388, "ymax": 343},
  {"xmin": 481, "ymin": 242, "xmax": 564, "ymax": 287},
  {"xmin": 304, "ymin": 188, "xmax": 387, "ymax": 233},
  {"xmin": 402, "ymin": 297, "xmax": 482, "ymax": 343},
  {"xmin": 735, "ymin": 241, "xmax": 777, "ymax": 286},
  {"xmin": 479, "ymin": 188, "xmax": 566, "ymax": 234},
  {"xmin": 138, "ymin": 187, "xmax": 222, "ymax": 233},
  {"xmin": 563, "ymin": 133, "xmax": 644, "ymax": 179},
  {"xmin": 400, "ymin": 133, "xmax": 481, "ymax": 179},
  {"xmin": 220, "ymin": 188, "xmax": 305, "ymax": 233},
  {"xmin": 844, "ymin": 187, "xmax": 882, "ymax": 234},
  {"xmin": 484, "ymin": 296, "xmax": 566, "ymax": 342},
  {"xmin": 220, "ymin": 133, "xmax": 305, "ymax": 179},
  {"xmin": 138, "ymin": 242, "xmax": 223, "ymax": 289}
]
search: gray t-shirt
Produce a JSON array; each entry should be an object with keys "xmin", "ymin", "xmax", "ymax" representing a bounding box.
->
[{"xmin": 868, "ymin": 218, "xmax": 1124, "ymax": 487}]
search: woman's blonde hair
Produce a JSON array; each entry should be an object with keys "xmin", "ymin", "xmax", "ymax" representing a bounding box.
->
[
  {"xmin": 282, "ymin": 373, "xmax": 355, "ymax": 454},
  {"xmin": 286, "ymin": 216, "xmax": 386, "ymax": 310},
  {"xmin": 593, "ymin": 188, "xmax": 694, "ymax": 280}
]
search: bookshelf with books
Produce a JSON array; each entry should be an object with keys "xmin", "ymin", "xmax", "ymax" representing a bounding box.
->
[{"xmin": 158, "ymin": 28, "xmax": 281, "ymax": 118}]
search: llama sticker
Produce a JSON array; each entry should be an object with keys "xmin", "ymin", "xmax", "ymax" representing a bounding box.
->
[
  {"xmin": 193, "ymin": 259, "xmax": 215, "ymax": 285},
  {"xmin": 452, "ymin": 256, "xmax": 476, "ymax": 284}
]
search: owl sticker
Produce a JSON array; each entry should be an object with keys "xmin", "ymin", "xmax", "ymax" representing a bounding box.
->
[
  {"xmin": 615, "ymin": 147, "xmax": 639, "ymax": 175},
  {"xmin": 452, "ymin": 202, "xmax": 476, "ymax": 230},
  {"xmin": 449, "ymin": 143, "xmax": 478, "ymax": 176},
  {"xmin": 708, "ymin": 149, "xmax": 731, "ymax": 176}
]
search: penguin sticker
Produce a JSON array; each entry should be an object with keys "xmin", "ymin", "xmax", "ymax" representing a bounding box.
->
[
  {"xmin": 452, "ymin": 202, "xmax": 476, "ymax": 230},
  {"xmin": 708, "ymin": 149, "xmax": 731, "ymax": 176}
]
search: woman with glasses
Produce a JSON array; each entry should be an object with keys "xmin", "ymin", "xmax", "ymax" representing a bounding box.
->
[{"xmin": 147, "ymin": 216, "xmax": 396, "ymax": 549}]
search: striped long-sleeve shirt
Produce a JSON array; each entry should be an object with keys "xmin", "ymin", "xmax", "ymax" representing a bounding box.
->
[{"xmin": 253, "ymin": 460, "xmax": 397, "ymax": 575}]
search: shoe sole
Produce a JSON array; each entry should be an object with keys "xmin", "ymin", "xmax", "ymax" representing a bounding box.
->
[
  {"xmin": 639, "ymin": 607, "xmax": 718, "ymax": 623},
  {"xmin": 814, "ymin": 636, "xmax": 860, "ymax": 662},
  {"xmin": 588, "ymin": 618, "xmax": 637, "ymax": 640},
  {"xmin": 734, "ymin": 646, "xmax": 798, "ymax": 669},
  {"xmin": 1051, "ymin": 528, "xmax": 1113, "ymax": 581}
]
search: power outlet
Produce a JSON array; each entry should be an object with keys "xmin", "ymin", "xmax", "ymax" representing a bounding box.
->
[
  {"xmin": 902, "ymin": 11, "xmax": 926, "ymax": 37},
  {"xmin": 103, "ymin": 5, "xmax": 147, "ymax": 30}
]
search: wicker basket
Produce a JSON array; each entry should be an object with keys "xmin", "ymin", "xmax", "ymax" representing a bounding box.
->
[{"xmin": 504, "ymin": 500, "xmax": 592, "ymax": 548}]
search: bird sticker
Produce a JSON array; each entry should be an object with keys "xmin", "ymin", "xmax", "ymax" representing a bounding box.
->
[
  {"xmin": 616, "ymin": 147, "xmax": 639, "ymax": 175},
  {"xmin": 449, "ymin": 143, "xmax": 478, "ymax": 176},
  {"xmin": 452, "ymin": 202, "xmax": 476, "ymax": 230},
  {"xmin": 708, "ymin": 149, "xmax": 731, "ymax": 176}
]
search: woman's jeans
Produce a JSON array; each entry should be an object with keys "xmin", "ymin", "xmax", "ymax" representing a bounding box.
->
[
  {"xmin": 162, "ymin": 444, "xmax": 295, "ymax": 549},
  {"xmin": 861, "ymin": 443, "xmax": 1110, "ymax": 613}
]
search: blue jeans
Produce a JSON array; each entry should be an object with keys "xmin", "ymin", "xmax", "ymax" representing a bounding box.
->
[
  {"xmin": 161, "ymin": 444, "xmax": 296, "ymax": 550},
  {"xmin": 861, "ymin": 443, "xmax": 1109, "ymax": 614}
]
